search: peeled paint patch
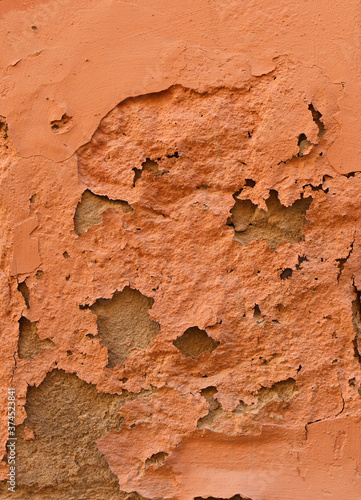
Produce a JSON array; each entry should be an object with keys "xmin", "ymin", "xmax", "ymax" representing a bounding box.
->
[
  {"xmin": 18, "ymin": 317, "xmax": 55, "ymax": 360},
  {"xmin": 228, "ymin": 191, "xmax": 312, "ymax": 250},
  {"xmin": 74, "ymin": 190, "xmax": 133, "ymax": 236},
  {"xmin": 90, "ymin": 287, "xmax": 160, "ymax": 367},
  {"xmin": 197, "ymin": 379, "xmax": 298, "ymax": 432},
  {"xmin": 0, "ymin": 369, "xmax": 151, "ymax": 499},
  {"xmin": 17, "ymin": 281, "xmax": 30, "ymax": 308},
  {"xmin": 133, "ymin": 159, "xmax": 170, "ymax": 186},
  {"xmin": 173, "ymin": 327, "xmax": 220, "ymax": 359},
  {"xmin": 197, "ymin": 387, "xmax": 223, "ymax": 430}
]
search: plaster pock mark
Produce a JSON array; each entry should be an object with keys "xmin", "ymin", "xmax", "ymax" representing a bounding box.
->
[
  {"xmin": 50, "ymin": 113, "xmax": 73, "ymax": 134},
  {"xmin": 295, "ymin": 255, "xmax": 308, "ymax": 270},
  {"xmin": 197, "ymin": 378, "xmax": 298, "ymax": 432},
  {"xmin": 0, "ymin": 116, "xmax": 8, "ymax": 142},
  {"xmin": 253, "ymin": 304, "xmax": 265, "ymax": 326},
  {"xmin": 244, "ymin": 178, "xmax": 256, "ymax": 188},
  {"xmin": 145, "ymin": 451, "xmax": 169, "ymax": 467},
  {"xmin": 297, "ymin": 104, "xmax": 326, "ymax": 157}
]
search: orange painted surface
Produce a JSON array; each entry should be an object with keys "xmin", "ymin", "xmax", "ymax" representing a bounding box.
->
[{"xmin": 1, "ymin": 1, "xmax": 361, "ymax": 498}]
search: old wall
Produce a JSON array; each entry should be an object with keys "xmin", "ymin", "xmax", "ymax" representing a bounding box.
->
[{"xmin": 1, "ymin": 1, "xmax": 361, "ymax": 498}]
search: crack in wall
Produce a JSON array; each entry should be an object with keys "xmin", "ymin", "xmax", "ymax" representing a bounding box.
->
[
  {"xmin": 336, "ymin": 235, "xmax": 355, "ymax": 282},
  {"xmin": 304, "ymin": 388, "xmax": 345, "ymax": 441},
  {"xmin": 308, "ymin": 104, "xmax": 326, "ymax": 137},
  {"xmin": 352, "ymin": 281, "xmax": 361, "ymax": 365}
]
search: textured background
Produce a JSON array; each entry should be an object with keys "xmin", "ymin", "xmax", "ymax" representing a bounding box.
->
[{"xmin": 1, "ymin": 1, "xmax": 361, "ymax": 498}]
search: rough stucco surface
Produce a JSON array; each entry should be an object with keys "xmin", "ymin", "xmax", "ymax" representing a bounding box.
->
[{"xmin": 1, "ymin": 1, "xmax": 361, "ymax": 499}]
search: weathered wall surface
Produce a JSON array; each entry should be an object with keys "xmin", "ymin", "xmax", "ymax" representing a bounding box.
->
[{"xmin": 1, "ymin": 1, "xmax": 361, "ymax": 499}]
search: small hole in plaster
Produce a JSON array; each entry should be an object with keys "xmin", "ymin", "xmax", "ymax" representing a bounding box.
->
[
  {"xmin": 173, "ymin": 327, "xmax": 219, "ymax": 359},
  {"xmin": 280, "ymin": 268, "xmax": 293, "ymax": 280}
]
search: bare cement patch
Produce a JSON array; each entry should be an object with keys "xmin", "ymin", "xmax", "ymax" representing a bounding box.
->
[
  {"xmin": 228, "ymin": 191, "xmax": 312, "ymax": 250},
  {"xmin": 18, "ymin": 317, "xmax": 55, "ymax": 360},
  {"xmin": 74, "ymin": 190, "xmax": 133, "ymax": 236},
  {"xmin": 0, "ymin": 370, "xmax": 151, "ymax": 499},
  {"xmin": 90, "ymin": 287, "xmax": 160, "ymax": 367}
]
